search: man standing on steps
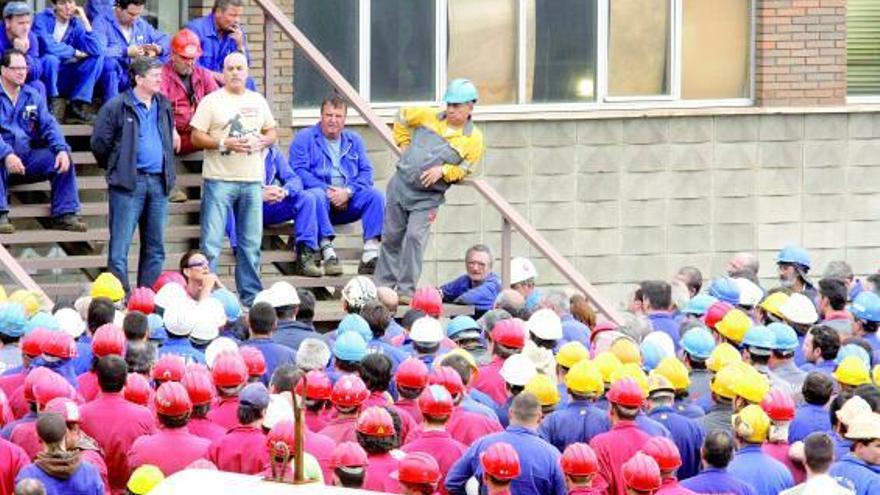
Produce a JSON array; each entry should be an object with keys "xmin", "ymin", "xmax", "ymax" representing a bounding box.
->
[
  {"xmin": 374, "ymin": 79, "xmax": 484, "ymax": 301},
  {"xmin": 91, "ymin": 56, "xmax": 176, "ymax": 293}
]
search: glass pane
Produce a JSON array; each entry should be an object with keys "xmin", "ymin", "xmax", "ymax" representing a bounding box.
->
[
  {"xmin": 370, "ymin": 0, "xmax": 435, "ymax": 102},
  {"xmin": 292, "ymin": 0, "xmax": 359, "ymax": 107},
  {"xmin": 848, "ymin": 0, "xmax": 880, "ymax": 95},
  {"xmin": 682, "ymin": 0, "xmax": 750, "ymax": 99},
  {"xmin": 448, "ymin": 0, "xmax": 518, "ymax": 105},
  {"xmin": 608, "ymin": 0, "xmax": 670, "ymax": 97},
  {"xmin": 526, "ymin": 0, "xmax": 597, "ymax": 102}
]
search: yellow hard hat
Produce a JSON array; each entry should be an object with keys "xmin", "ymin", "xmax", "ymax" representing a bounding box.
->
[
  {"xmin": 834, "ymin": 356, "xmax": 872, "ymax": 387},
  {"xmin": 565, "ymin": 359, "xmax": 605, "ymax": 396},
  {"xmin": 730, "ymin": 364, "xmax": 770, "ymax": 404},
  {"xmin": 127, "ymin": 464, "xmax": 165, "ymax": 494},
  {"xmin": 654, "ymin": 356, "xmax": 690, "ymax": 391},
  {"xmin": 525, "ymin": 374, "xmax": 560, "ymax": 407},
  {"xmin": 0, "ymin": 285, "xmax": 6, "ymax": 303},
  {"xmin": 91, "ymin": 272, "xmax": 125, "ymax": 303},
  {"xmin": 759, "ymin": 292, "xmax": 789, "ymax": 319},
  {"xmin": 716, "ymin": 309, "xmax": 752, "ymax": 344},
  {"xmin": 732, "ymin": 404, "xmax": 771, "ymax": 443},
  {"xmin": 610, "ymin": 363, "xmax": 649, "ymax": 395},
  {"xmin": 873, "ymin": 364, "xmax": 880, "ymax": 386},
  {"xmin": 707, "ymin": 343, "xmax": 742, "ymax": 373},
  {"xmin": 9, "ymin": 290, "xmax": 40, "ymax": 317},
  {"xmin": 647, "ymin": 370, "xmax": 675, "ymax": 395},
  {"xmin": 711, "ymin": 362, "xmax": 746, "ymax": 400},
  {"xmin": 594, "ymin": 351, "xmax": 624, "ymax": 384},
  {"xmin": 556, "ymin": 341, "xmax": 590, "ymax": 369},
  {"xmin": 610, "ymin": 338, "xmax": 642, "ymax": 366},
  {"xmin": 438, "ymin": 348, "xmax": 478, "ymax": 373}
]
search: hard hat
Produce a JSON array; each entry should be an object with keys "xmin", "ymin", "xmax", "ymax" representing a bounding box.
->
[
  {"xmin": 654, "ymin": 357, "xmax": 690, "ymax": 391},
  {"xmin": 195, "ymin": 296, "xmax": 227, "ymax": 330},
  {"xmin": 395, "ymin": 357, "xmax": 429, "ymax": 390},
  {"xmin": 646, "ymin": 371, "xmax": 675, "ymax": 396},
  {"xmin": 779, "ymin": 293, "xmax": 818, "ymax": 325},
  {"xmin": 266, "ymin": 419, "xmax": 298, "ymax": 457},
  {"xmin": 435, "ymin": 348, "xmax": 478, "ymax": 375},
  {"xmin": 154, "ymin": 282, "xmax": 188, "ymax": 310},
  {"xmin": 126, "ymin": 465, "xmax": 165, "ymax": 495},
  {"xmin": 844, "ymin": 412, "xmax": 880, "ymax": 441},
  {"xmin": 337, "ymin": 314, "xmax": 372, "ymax": 344},
  {"xmin": 330, "ymin": 441, "xmax": 368, "ymax": 468},
  {"xmin": 851, "ymin": 291, "xmax": 880, "ymax": 323},
  {"xmin": 417, "ymin": 384, "xmax": 455, "ymax": 417},
  {"xmin": 640, "ymin": 340, "xmax": 665, "ymax": 372},
  {"xmin": 610, "ymin": 337, "xmax": 642, "ymax": 365},
  {"xmin": 680, "ymin": 326, "xmax": 715, "ymax": 361},
  {"xmin": 155, "ymin": 381, "xmax": 192, "ymax": 417},
  {"xmin": 834, "ymin": 355, "xmax": 872, "ymax": 387},
  {"xmin": 510, "ymin": 257, "xmax": 537, "ymax": 285},
  {"xmin": 742, "ymin": 325, "xmax": 776, "ymax": 355},
  {"xmin": 333, "ymin": 332, "xmax": 368, "ymax": 362},
  {"xmin": 342, "ymin": 276, "xmax": 377, "ymax": 309},
  {"xmin": 607, "ymin": 377, "xmax": 647, "ymax": 408},
  {"xmin": 153, "ymin": 354, "xmax": 186, "ymax": 383},
  {"xmin": 162, "ymin": 299, "xmax": 197, "ymax": 336},
  {"xmin": 730, "ymin": 364, "xmax": 770, "ymax": 404},
  {"xmin": 204, "ymin": 337, "xmax": 239, "ymax": 368},
  {"xmin": 411, "ymin": 286, "xmax": 443, "ymax": 318},
  {"xmin": 33, "ymin": 371, "xmax": 76, "ymax": 407},
  {"xmin": 761, "ymin": 388, "xmax": 795, "ymax": 422},
  {"xmin": 127, "ymin": 287, "xmax": 156, "ymax": 315},
  {"xmin": 643, "ymin": 332, "xmax": 675, "ymax": 360},
  {"xmin": 331, "ymin": 374, "xmax": 370, "ymax": 407},
  {"xmin": 560, "ymin": 443, "xmax": 599, "ymax": 476},
  {"xmin": 735, "ymin": 278, "xmax": 764, "ymax": 307},
  {"xmin": 527, "ymin": 309, "xmax": 563, "ymax": 341},
  {"xmin": 240, "ymin": 346, "xmax": 267, "ymax": 378},
  {"xmin": 836, "ymin": 344, "xmax": 871, "ymax": 367},
  {"xmin": 26, "ymin": 312, "xmax": 58, "ymax": 333},
  {"xmin": 447, "ymin": 315, "xmax": 481, "ymax": 340},
  {"xmin": 480, "ymin": 442, "xmax": 520, "ymax": 480},
  {"xmin": 210, "ymin": 288, "xmax": 242, "ymax": 322},
  {"xmin": 410, "ymin": 316, "xmax": 444, "ymax": 344},
  {"xmin": 444, "ymin": 78, "xmax": 479, "ymax": 104},
  {"xmin": 268, "ymin": 281, "xmax": 300, "ymax": 307},
  {"xmin": 759, "ymin": 292, "xmax": 789, "ymax": 319},
  {"xmin": 593, "ymin": 351, "xmax": 624, "ymax": 383},
  {"xmin": 152, "ymin": 271, "xmax": 186, "ymax": 294},
  {"xmin": 429, "ymin": 366, "xmax": 466, "ymax": 396},
  {"xmin": 23, "ymin": 367, "xmax": 54, "ymax": 403},
  {"xmin": 500, "ymin": 354, "xmax": 536, "ymax": 386},
  {"xmin": 776, "ymin": 245, "xmax": 811, "ymax": 269},
  {"xmin": 837, "ymin": 396, "xmax": 871, "ymax": 427},
  {"xmin": 491, "ymin": 318, "xmax": 526, "ymax": 349},
  {"xmin": 392, "ymin": 452, "xmax": 442, "ymax": 485},
  {"xmin": 768, "ymin": 322, "xmax": 798, "ymax": 352},
  {"xmin": 45, "ymin": 397, "xmax": 80, "ymax": 423},
  {"xmin": 21, "ymin": 327, "xmax": 50, "ymax": 357},
  {"xmin": 622, "ymin": 452, "xmax": 662, "ymax": 492},
  {"xmin": 92, "ymin": 323, "xmax": 126, "ymax": 358},
  {"xmin": 182, "ymin": 368, "xmax": 215, "ymax": 405},
  {"xmin": 642, "ymin": 436, "xmax": 682, "ymax": 472},
  {"xmin": 41, "ymin": 331, "xmax": 76, "ymax": 359},
  {"xmin": 524, "ymin": 374, "xmax": 560, "ymax": 406},
  {"xmin": 211, "ymin": 352, "xmax": 247, "ymax": 388},
  {"xmin": 565, "ymin": 359, "xmax": 604, "ymax": 396},
  {"xmin": 682, "ymin": 294, "xmax": 718, "ymax": 316},
  {"xmin": 91, "ymin": 272, "xmax": 125, "ymax": 302},
  {"xmin": 146, "ymin": 314, "xmax": 166, "ymax": 343},
  {"xmin": 707, "ymin": 343, "xmax": 742, "ymax": 373},
  {"xmin": 9, "ymin": 290, "xmax": 40, "ymax": 317},
  {"xmin": 733, "ymin": 404, "xmax": 771, "ymax": 443},
  {"xmin": 708, "ymin": 277, "xmax": 741, "ymax": 305},
  {"xmin": 253, "ymin": 287, "xmax": 286, "ymax": 309},
  {"xmin": 53, "ymin": 307, "xmax": 85, "ymax": 339},
  {"xmin": 556, "ymin": 341, "xmax": 589, "ymax": 368},
  {"xmin": 0, "ymin": 302, "xmax": 27, "ymax": 338},
  {"xmin": 711, "ymin": 362, "xmax": 745, "ymax": 400},
  {"xmin": 356, "ymin": 406, "xmax": 395, "ymax": 437},
  {"xmin": 703, "ymin": 301, "xmax": 734, "ymax": 330},
  {"xmin": 295, "ymin": 370, "xmax": 333, "ymax": 400},
  {"xmin": 716, "ymin": 309, "xmax": 752, "ymax": 344}
]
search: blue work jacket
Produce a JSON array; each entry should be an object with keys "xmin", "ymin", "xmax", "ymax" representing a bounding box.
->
[{"xmin": 290, "ymin": 123, "xmax": 374, "ymax": 195}]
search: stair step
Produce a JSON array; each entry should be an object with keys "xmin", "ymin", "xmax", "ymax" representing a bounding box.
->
[
  {"xmin": 0, "ymin": 225, "xmax": 201, "ymax": 244},
  {"xmin": 9, "ymin": 174, "xmax": 204, "ymax": 192},
  {"xmin": 8, "ymin": 200, "xmax": 202, "ymax": 218}
]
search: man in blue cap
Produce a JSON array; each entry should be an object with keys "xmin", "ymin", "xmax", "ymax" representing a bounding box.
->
[
  {"xmin": 777, "ymin": 245, "xmax": 818, "ymax": 303},
  {"xmin": 767, "ymin": 322, "xmax": 807, "ymax": 399},
  {"xmin": 851, "ymin": 291, "xmax": 880, "ymax": 362}
]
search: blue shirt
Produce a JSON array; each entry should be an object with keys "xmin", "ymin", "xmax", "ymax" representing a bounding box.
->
[
  {"xmin": 648, "ymin": 405, "xmax": 705, "ymax": 480},
  {"xmin": 290, "ymin": 123, "xmax": 374, "ymax": 195},
  {"xmin": 538, "ymin": 399, "xmax": 610, "ymax": 452},
  {"xmin": 728, "ymin": 444, "xmax": 795, "ymax": 495},
  {"xmin": 834, "ymin": 432, "xmax": 854, "ymax": 461},
  {"xmin": 0, "ymin": 84, "xmax": 70, "ymax": 161},
  {"xmin": 17, "ymin": 461, "xmax": 104, "ymax": 495},
  {"xmin": 93, "ymin": 13, "xmax": 170, "ymax": 65},
  {"xmin": 158, "ymin": 336, "xmax": 206, "ymax": 365},
  {"xmin": 460, "ymin": 391, "xmax": 500, "ymax": 422},
  {"xmin": 133, "ymin": 93, "xmax": 164, "ymax": 173},
  {"xmin": 441, "ymin": 273, "xmax": 502, "ymax": 312},
  {"xmin": 560, "ymin": 314, "xmax": 591, "ymax": 347},
  {"xmin": 636, "ymin": 413, "xmax": 673, "ymax": 438},
  {"xmin": 830, "ymin": 454, "xmax": 880, "ymax": 495},
  {"xmin": 33, "ymin": 8, "xmax": 103, "ymax": 60},
  {"xmin": 647, "ymin": 312, "xmax": 682, "ymax": 351},
  {"xmin": 800, "ymin": 359, "xmax": 837, "ymax": 376},
  {"xmin": 673, "ymin": 399, "xmax": 706, "ymax": 419},
  {"xmin": 789, "ymin": 402, "xmax": 832, "ymax": 444},
  {"xmin": 85, "ymin": 0, "xmax": 113, "ymax": 21},
  {"xmin": 680, "ymin": 467, "xmax": 758, "ymax": 495},
  {"xmin": 71, "ymin": 336, "xmax": 93, "ymax": 375},
  {"xmin": 272, "ymin": 319, "xmax": 326, "ymax": 352},
  {"xmin": 185, "ymin": 13, "xmax": 250, "ymax": 73},
  {"xmin": 245, "ymin": 337, "xmax": 296, "ymax": 386}
]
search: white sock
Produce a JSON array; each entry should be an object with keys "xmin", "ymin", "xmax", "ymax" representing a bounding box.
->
[
  {"xmin": 320, "ymin": 240, "xmax": 337, "ymax": 260},
  {"xmin": 362, "ymin": 239, "xmax": 380, "ymax": 262}
]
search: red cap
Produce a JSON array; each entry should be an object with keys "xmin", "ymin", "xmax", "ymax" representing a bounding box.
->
[
  {"xmin": 171, "ymin": 28, "xmax": 202, "ymax": 58},
  {"xmin": 152, "ymin": 271, "xmax": 187, "ymax": 293},
  {"xmin": 417, "ymin": 384, "xmax": 454, "ymax": 418},
  {"xmin": 239, "ymin": 346, "xmax": 267, "ymax": 378},
  {"xmin": 761, "ymin": 388, "xmax": 796, "ymax": 422},
  {"xmin": 491, "ymin": 319, "xmax": 526, "ymax": 349},
  {"xmin": 152, "ymin": 354, "xmax": 186, "ymax": 383},
  {"xmin": 395, "ymin": 358, "xmax": 429, "ymax": 390},
  {"xmin": 355, "ymin": 406, "xmax": 395, "ymax": 437},
  {"xmin": 294, "ymin": 370, "xmax": 332, "ymax": 401},
  {"xmin": 393, "ymin": 452, "xmax": 441, "ymax": 485},
  {"xmin": 622, "ymin": 452, "xmax": 662, "ymax": 492},
  {"xmin": 44, "ymin": 397, "xmax": 80, "ymax": 423},
  {"xmin": 182, "ymin": 368, "xmax": 215, "ymax": 406},
  {"xmin": 642, "ymin": 436, "xmax": 682, "ymax": 472},
  {"xmin": 211, "ymin": 352, "xmax": 248, "ymax": 388},
  {"xmin": 91, "ymin": 323, "xmax": 126, "ymax": 358},
  {"xmin": 330, "ymin": 441, "xmax": 368, "ymax": 468},
  {"xmin": 267, "ymin": 419, "xmax": 297, "ymax": 456},
  {"xmin": 33, "ymin": 371, "xmax": 76, "ymax": 407},
  {"xmin": 330, "ymin": 374, "xmax": 369, "ymax": 408},
  {"xmin": 703, "ymin": 301, "xmax": 734, "ymax": 330},
  {"xmin": 428, "ymin": 366, "xmax": 465, "ymax": 396},
  {"xmin": 561, "ymin": 443, "xmax": 599, "ymax": 476},
  {"xmin": 481, "ymin": 442, "xmax": 521, "ymax": 480},
  {"xmin": 411, "ymin": 286, "xmax": 442, "ymax": 318},
  {"xmin": 22, "ymin": 328, "xmax": 51, "ymax": 357},
  {"xmin": 124, "ymin": 373, "xmax": 152, "ymax": 407},
  {"xmin": 41, "ymin": 331, "xmax": 76, "ymax": 359},
  {"xmin": 23, "ymin": 367, "xmax": 54, "ymax": 403},
  {"xmin": 127, "ymin": 287, "xmax": 156, "ymax": 314},
  {"xmin": 155, "ymin": 381, "xmax": 193, "ymax": 417},
  {"xmin": 607, "ymin": 377, "xmax": 646, "ymax": 408}
]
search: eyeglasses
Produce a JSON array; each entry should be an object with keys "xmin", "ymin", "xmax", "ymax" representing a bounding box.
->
[
  {"xmin": 3, "ymin": 66, "xmax": 27, "ymax": 72},
  {"xmin": 186, "ymin": 259, "xmax": 209, "ymax": 268}
]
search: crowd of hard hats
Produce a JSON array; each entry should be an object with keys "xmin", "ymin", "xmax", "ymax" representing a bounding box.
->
[{"xmin": 1, "ymin": 244, "xmax": 880, "ymax": 494}]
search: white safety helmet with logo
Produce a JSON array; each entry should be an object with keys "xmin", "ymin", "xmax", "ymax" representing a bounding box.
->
[{"xmin": 510, "ymin": 257, "xmax": 537, "ymax": 286}]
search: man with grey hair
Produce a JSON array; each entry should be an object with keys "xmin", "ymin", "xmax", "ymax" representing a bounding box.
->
[
  {"xmin": 541, "ymin": 289, "xmax": 590, "ymax": 346},
  {"xmin": 676, "ymin": 266, "xmax": 703, "ymax": 298},
  {"xmin": 441, "ymin": 244, "xmax": 501, "ymax": 316},
  {"xmin": 824, "ymin": 260, "xmax": 861, "ymax": 302},
  {"xmin": 295, "ymin": 337, "xmax": 331, "ymax": 372},
  {"xmin": 492, "ymin": 289, "xmax": 526, "ymax": 319},
  {"xmin": 726, "ymin": 252, "xmax": 760, "ymax": 278}
]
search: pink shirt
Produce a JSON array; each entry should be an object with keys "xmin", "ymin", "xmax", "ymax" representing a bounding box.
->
[
  {"xmin": 656, "ymin": 477, "xmax": 698, "ymax": 495},
  {"xmin": 304, "ymin": 429, "xmax": 335, "ymax": 485},
  {"xmin": 394, "ymin": 398, "xmax": 423, "ymax": 424},
  {"xmin": 763, "ymin": 442, "xmax": 806, "ymax": 484},
  {"xmin": 472, "ymin": 357, "xmax": 507, "ymax": 406},
  {"xmin": 363, "ymin": 451, "xmax": 401, "ymax": 493},
  {"xmin": 305, "ymin": 407, "xmax": 331, "ymax": 433},
  {"xmin": 9, "ymin": 421, "xmax": 39, "ymax": 459},
  {"xmin": 207, "ymin": 425, "xmax": 268, "ymax": 474},
  {"xmin": 590, "ymin": 420, "xmax": 652, "ymax": 495},
  {"xmin": 188, "ymin": 416, "xmax": 226, "ymax": 442},
  {"xmin": 129, "ymin": 427, "xmax": 210, "ymax": 476},
  {"xmin": 0, "ymin": 438, "xmax": 29, "ymax": 495},
  {"xmin": 206, "ymin": 396, "xmax": 240, "ymax": 432},
  {"xmin": 318, "ymin": 415, "xmax": 358, "ymax": 444},
  {"xmin": 402, "ymin": 429, "xmax": 467, "ymax": 495},
  {"xmin": 81, "ymin": 445, "xmax": 111, "ymax": 495},
  {"xmin": 445, "ymin": 407, "xmax": 503, "ymax": 446},
  {"xmin": 77, "ymin": 372, "xmax": 100, "ymax": 402}
]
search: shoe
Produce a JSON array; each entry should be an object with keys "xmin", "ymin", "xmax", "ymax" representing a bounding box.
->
[
  {"xmin": 168, "ymin": 187, "xmax": 188, "ymax": 203},
  {"xmin": 324, "ymin": 256, "xmax": 343, "ymax": 276},
  {"xmin": 65, "ymin": 101, "xmax": 96, "ymax": 125},
  {"xmin": 293, "ymin": 247, "xmax": 322, "ymax": 277},
  {"xmin": 50, "ymin": 98, "xmax": 66, "ymax": 122},
  {"xmin": 50, "ymin": 214, "xmax": 87, "ymax": 232},
  {"xmin": 0, "ymin": 212, "xmax": 14, "ymax": 234},
  {"xmin": 399, "ymin": 295, "xmax": 412, "ymax": 305},
  {"xmin": 357, "ymin": 257, "xmax": 376, "ymax": 275}
]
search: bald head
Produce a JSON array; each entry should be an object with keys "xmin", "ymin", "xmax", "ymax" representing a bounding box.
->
[
  {"xmin": 376, "ymin": 287, "xmax": 399, "ymax": 312},
  {"xmin": 494, "ymin": 289, "xmax": 525, "ymax": 317},
  {"xmin": 726, "ymin": 252, "xmax": 759, "ymax": 277},
  {"xmin": 222, "ymin": 51, "xmax": 249, "ymax": 91}
]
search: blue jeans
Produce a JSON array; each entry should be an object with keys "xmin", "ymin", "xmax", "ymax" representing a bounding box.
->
[
  {"xmin": 201, "ymin": 179, "xmax": 263, "ymax": 306},
  {"xmin": 225, "ymin": 189, "xmax": 321, "ymax": 250},
  {"xmin": 107, "ymin": 173, "xmax": 168, "ymax": 293}
]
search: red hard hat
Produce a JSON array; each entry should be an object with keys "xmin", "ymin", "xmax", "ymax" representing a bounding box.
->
[
  {"xmin": 355, "ymin": 406, "xmax": 395, "ymax": 437},
  {"xmin": 171, "ymin": 28, "xmax": 202, "ymax": 58},
  {"xmin": 761, "ymin": 388, "xmax": 796, "ymax": 422},
  {"xmin": 330, "ymin": 374, "xmax": 369, "ymax": 408},
  {"xmin": 481, "ymin": 442, "xmax": 521, "ymax": 481},
  {"xmin": 703, "ymin": 301, "xmax": 734, "ymax": 330},
  {"xmin": 642, "ymin": 436, "xmax": 682, "ymax": 472},
  {"xmin": 330, "ymin": 441, "xmax": 368, "ymax": 468},
  {"xmin": 41, "ymin": 331, "xmax": 76, "ymax": 359},
  {"xmin": 491, "ymin": 319, "xmax": 526, "ymax": 349},
  {"xmin": 21, "ymin": 328, "xmax": 50, "ymax": 357},
  {"xmin": 152, "ymin": 354, "xmax": 186, "ymax": 383},
  {"xmin": 127, "ymin": 287, "xmax": 156, "ymax": 314},
  {"xmin": 155, "ymin": 381, "xmax": 193, "ymax": 417},
  {"xmin": 124, "ymin": 373, "xmax": 152, "ymax": 407},
  {"xmin": 394, "ymin": 452, "xmax": 441, "ymax": 485},
  {"xmin": 91, "ymin": 323, "xmax": 126, "ymax": 358},
  {"xmin": 396, "ymin": 357, "xmax": 429, "ymax": 390},
  {"xmin": 23, "ymin": 367, "xmax": 54, "ymax": 403},
  {"xmin": 411, "ymin": 286, "xmax": 443, "ymax": 318},
  {"xmin": 239, "ymin": 346, "xmax": 267, "ymax": 378},
  {"xmin": 267, "ymin": 419, "xmax": 297, "ymax": 456},
  {"xmin": 622, "ymin": 452, "xmax": 662, "ymax": 492},
  {"xmin": 607, "ymin": 377, "xmax": 646, "ymax": 408},
  {"xmin": 211, "ymin": 352, "xmax": 248, "ymax": 388},
  {"xmin": 33, "ymin": 371, "xmax": 75, "ymax": 407},
  {"xmin": 560, "ymin": 443, "xmax": 599, "ymax": 476},
  {"xmin": 417, "ymin": 384, "xmax": 455, "ymax": 418},
  {"xmin": 294, "ymin": 370, "xmax": 332, "ymax": 401},
  {"xmin": 428, "ymin": 366, "xmax": 465, "ymax": 396},
  {"xmin": 44, "ymin": 397, "xmax": 80, "ymax": 423},
  {"xmin": 182, "ymin": 368, "xmax": 215, "ymax": 406},
  {"xmin": 152, "ymin": 271, "xmax": 187, "ymax": 293}
]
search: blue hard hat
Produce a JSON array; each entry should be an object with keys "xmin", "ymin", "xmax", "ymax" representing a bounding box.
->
[
  {"xmin": 850, "ymin": 291, "xmax": 880, "ymax": 323},
  {"xmin": 210, "ymin": 288, "xmax": 242, "ymax": 321},
  {"xmin": 333, "ymin": 331, "xmax": 367, "ymax": 362},
  {"xmin": 26, "ymin": 311, "xmax": 59, "ymax": 333},
  {"xmin": 836, "ymin": 343, "xmax": 871, "ymax": 367},
  {"xmin": 640, "ymin": 340, "xmax": 668, "ymax": 372},
  {"xmin": 447, "ymin": 315, "xmax": 481, "ymax": 339},
  {"xmin": 338, "ymin": 314, "xmax": 372, "ymax": 343},
  {"xmin": 0, "ymin": 302, "xmax": 28, "ymax": 338},
  {"xmin": 742, "ymin": 325, "xmax": 776, "ymax": 351},
  {"xmin": 708, "ymin": 277, "xmax": 741, "ymax": 305},
  {"xmin": 767, "ymin": 322, "xmax": 798, "ymax": 352},
  {"xmin": 776, "ymin": 245, "xmax": 811, "ymax": 270},
  {"xmin": 146, "ymin": 313, "xmax": 168, "ymax": 343},
  {"xmin": 444, "ymin": 78, "xmax": 479, "ymax": 104},
  {"xmin": 683, "ymin": 294, "xmax": 719, "ymax": 316},
  {"xmin": 679, "ymin": 327, "xmax": 715, "ymax": 360}
]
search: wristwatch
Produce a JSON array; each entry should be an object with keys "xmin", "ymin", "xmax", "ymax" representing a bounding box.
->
[{"xmin": 218, "ymin": 138, "xmax": 227, "ymax": 153}]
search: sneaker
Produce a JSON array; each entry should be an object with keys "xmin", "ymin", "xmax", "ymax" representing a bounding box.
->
[
  {"xmin": 50, "ymin": 214, "xmax": 87, "ymax": 232},
  {"xmin": 357, "ymin": 257, "xmax": 376, "ymax": 275},
  {"xmin": 50, "ymin": 98, "xmax": 66, "ymax": 122},
  {"xmin": 65, "ymin": 101, "xmax": 95, "ymax": 125},
  {"xmin": 168, "ymin": 187, "xmax": 188, "ymax": 203},
  {"xmin": 293, "ymin": 247, "xmax": 322, "ymax": 277},
  {"xmin": 324, "ymin": 255, "xmax": 343, "ymax": 276},
  {"xmin": 0, "ymin": 212, "xmax": 14, "ymax": 234}
]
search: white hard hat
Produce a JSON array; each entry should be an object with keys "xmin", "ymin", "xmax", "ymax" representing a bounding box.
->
[
  {"xmin": 846, "ymin": 412, "xmax": 880, "ymax": 440},
  {"xmin": 342, "ymin": 276, "xmax": 377, "ymax": 308},
  {"xmin": 197, "ymin": 297, "xmax": 228, "ymax": 328},
  {"xmin": 155, "ymin": 282, "xmax": 188, "ymax": 309},
  {"xmin": 837, "ymin": 396, "xmax": 872, "ymax": 427},
  {"xmin": 269, "ymin": 281, "xmax": 300, "ymax": 306},
  {"xmin": 526, "ymin": 309, "xmax": 562, "ymax": 341},
  {"xmin": 510, "ymin": 257, "xmax": 537, "ymax": 285},
  {"xmin": 205, "ymin": 336, "xmax": 239, "ymax": 368},
  {"xmin": 779, "ymin": 293, "xmax": 818, "ymax": 325},
  {"xmin": 163, "ymin": 299, "xmax": 197, "ymax": 336},
  {"xmin": 253, "ymin": 288, "xmax": 277, "ymax": 307},
  {"xmin": 642, "ymin": 331, "xmax": 675, "ymax": 359},
  {"xmin": 410, "ymin": 316, "xmax": 444, "ymax": 344},
  {"xmin": 54, "ymin": 307, "xmax": 85, "ymax": 338},
  {"xmin": 189, "ymin": 306, "xmax": 220, "ymax": 342},
  {"xmin": 499, "ymin": 353, "xmax": 537, "ymax": 386},
  {"xmin": 734, "ymin": 278, "xmax": 764, "ymax": 307}
]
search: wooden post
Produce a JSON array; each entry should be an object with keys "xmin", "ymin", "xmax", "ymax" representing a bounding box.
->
[{"xmin": 501, "ymin": 219, "xmax": 511, "ymax": 288}]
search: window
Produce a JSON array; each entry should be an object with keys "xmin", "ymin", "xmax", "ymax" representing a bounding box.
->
[
  {"xmin": 608, "ymin": 0, "xmax": 671, "ymax": 97},
  {"xmin": 848, "ymin": 0, "xmax": 880, "ymax": 96},
  {"xmin": 370, "ymin": 0, "xmax": 435, "ymax": 102},
  {"xmin": 681, "ymin": 0, "xmax": 751, "ymax": 99}
]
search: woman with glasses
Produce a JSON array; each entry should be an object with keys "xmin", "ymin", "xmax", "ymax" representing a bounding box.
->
[{"xmin": 179, "ymin": 249, "xmax": 225, "ymax": 300}]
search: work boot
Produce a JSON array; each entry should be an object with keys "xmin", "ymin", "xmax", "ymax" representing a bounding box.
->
[
  {"xmin": 0, "ymin": 212, "xmax": 14, "ymax": 234},
  {"xmin": 65, "ymin": 101, "xmax": 96, "ymax": 125},
  {"xmin": 324, "ymin": 255, "xmax": 343, "ymax": 276},
  {"xmin": 50, "ymin": 98, "xmax": 66, "ymax": 122},
  {"xmin": 168, "ymin": 187, "xmax": 187, "ymax": 203},
  {"xmin": 49, "ymin": 213, "xmax": 87, "ymax": 232},
  {"xmin": 293, "ymin": 246, "xmax": 322, "ymax": 277},
  {"xmin": 357, "ymin": 257, "xmax": 376, "ymax": 275}
]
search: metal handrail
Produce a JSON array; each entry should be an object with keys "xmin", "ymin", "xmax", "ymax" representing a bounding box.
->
[{"xmin": 0, "ymin": 243, "xmax": 52, "ymax": 311}]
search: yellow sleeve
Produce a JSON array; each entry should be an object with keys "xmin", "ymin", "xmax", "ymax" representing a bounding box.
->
[
  {"xmin": 392, "ymin": 107, "xmax": 435, "ymax": 148},
  {"xmin": 441, "ymin": 128, "xmax": 485, "ymax": 183}
]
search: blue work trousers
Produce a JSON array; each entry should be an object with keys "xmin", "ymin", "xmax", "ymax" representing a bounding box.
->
[
  {"xmin": 58, "ymin": 55, "xmax": 104, "ymax": 103},
  {"xmin": 307, "ymin": 185, "xmax": 384, "ymax": 241},
  {"xmin": 226, "ymin": 189, "xmax": 321, "ymax": 250},
  {"xmin": 0, "ymin": 148, "xmax": 79, "ymax": 217}
]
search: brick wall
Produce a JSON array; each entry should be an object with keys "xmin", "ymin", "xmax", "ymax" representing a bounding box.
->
[{"xmin": 756, "ymin": 0, "xmax": 847, "ymax": 106}]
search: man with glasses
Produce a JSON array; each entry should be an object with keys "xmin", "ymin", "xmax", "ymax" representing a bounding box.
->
[{"xmin": 441, "ymin": 244, "xmax": 501, "ymax": 315}]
